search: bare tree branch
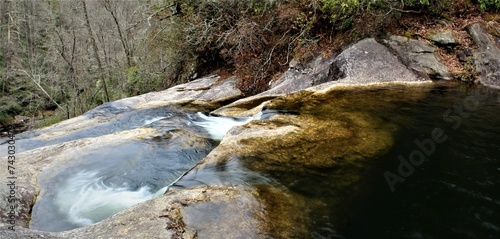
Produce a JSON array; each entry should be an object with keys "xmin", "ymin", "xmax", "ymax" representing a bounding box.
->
[{"xmin": 20, "ymin": 70, "xmax": 66, "ymax": 114}]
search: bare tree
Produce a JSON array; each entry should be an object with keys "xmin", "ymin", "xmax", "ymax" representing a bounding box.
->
[
  {"xmin": 1, "ymin": 0, "xmax": 183, "ymax": 126},
  {"xmin": 101, "ymin": 0, "xmax": 132, "ymax": 68},
  {"xmin": 81, "ymin": 0, "xmax": 110, "ymax": 103}
]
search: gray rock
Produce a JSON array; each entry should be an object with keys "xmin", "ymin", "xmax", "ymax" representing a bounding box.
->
[
  {"xmin": 468, "ymin": 23, "xmax": 500, "ymax": 89},
  {"xmin": 0, "ymin": 37, "xmax": 442, "ymax": 239},
  {"xmin": 426, "ymin": 30, "xmax": 457, "ymax": 45},
  {"xmin": 3, "ymin": 75, "xmax": 243, "ymax": 154},
  {"xmin": 213, "ymin": 38, "xmax": 431, "ymax": 117},
  {"xmin": 214, "ymin": 55, "xmax": 336, "ymax": 116},
  {"xmin": 1, "ymin": 186, "xmax": 303, "ymax": 238},
  {"xmin": 0, "ymin": 183, "xmax": 36, "ymax": 229},
  {"xmin": 327, "ymin": 38, "xmax": 430, "ymax": 85},
  {"xmin": 384, "ymin": 35, "xmax": 453, "ymax": 80},
  {"xmin": 268, "ymin": 56, "xmax": 334, "ymax": 94}
]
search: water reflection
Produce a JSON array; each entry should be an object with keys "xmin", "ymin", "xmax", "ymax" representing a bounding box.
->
[
  {"xmin": 173, "ymin": 83, "xmax": 500, "ymax": 239},
  {"xmin": 27, "ymin": 83, "xmax": 500, "ymax": 238}
]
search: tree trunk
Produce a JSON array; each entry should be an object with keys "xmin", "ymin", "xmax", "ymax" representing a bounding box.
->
[
  {"xmin": 81, "ymin": 0, "xmax": 110, "ymax": 103},
  {"xmin": 103, "ymin": 0, "xmax": 132, "ymax": 68}
]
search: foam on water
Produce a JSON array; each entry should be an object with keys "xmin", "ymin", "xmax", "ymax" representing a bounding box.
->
[
  {"xmin": 55, "ymin": 171, "xmax": 167, "ymax": 226},
  {"xmin": 30, "ymin": 109, "xmax": 275, "ymax": 231},
  {"xmin": 193, "ymin": 112, "xmax": 262, "ymax": 140},
  {"xmin": 143, "ymin": 116, "xmax": 168, "ymax": 125}
]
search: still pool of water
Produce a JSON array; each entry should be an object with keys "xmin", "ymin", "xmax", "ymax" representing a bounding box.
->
[
  {"xmin": 258, "ymin": 83, "xmax": 499, "ymax": 239},
  {"xmin": 28, "ymin": 82, "xmax": 499, "ymax": 238},
  {"xmin": 328, "ymin": 84, "xmax": 499, "ymax": 239},
  {"xmin": 173, "ymin": 82, "xmax": 499, "ymax": 238}
]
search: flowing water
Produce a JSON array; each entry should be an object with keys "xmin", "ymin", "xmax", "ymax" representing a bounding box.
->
[
  {"xmin": 28, "ymin": 82, "xmax": 499, "ymax": 238},
  {"xmin": 28, "ymin": 110, "xmax": 258, "ymax": 232},
  {"xmin": 171, "ymin": 83, "xmax": 500, "ymax": 238}
]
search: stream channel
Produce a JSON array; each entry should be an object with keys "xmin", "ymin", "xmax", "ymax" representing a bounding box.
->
[{"xmin": 25, "ymin": 82, "xmax": 499, "ymax": 238}]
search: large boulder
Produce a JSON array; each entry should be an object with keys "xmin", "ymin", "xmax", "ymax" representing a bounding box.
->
[
  {"xmin": 468, "ymin": 23, "xmax": 500, "ymax": 88},
  {"xmin": 328, "ymin": 38, "xmax": 433, "ymax": 84},
  {"xmin": 383, "ymin": 35, "xmax": 453, "ymax": 80},
  {"xmin": 214, "ymin": 38, "xmax": 431, "ymax": 116}
]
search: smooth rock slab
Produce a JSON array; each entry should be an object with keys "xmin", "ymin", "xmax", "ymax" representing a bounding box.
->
[{"xmin": 8, "ymin": 75, "xmax": 243, "ymax": 154}]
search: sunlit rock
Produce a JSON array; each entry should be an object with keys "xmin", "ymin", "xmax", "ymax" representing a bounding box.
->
[
  {"xmin": 196, "ymin": 83, "xmax": 433, "ymax": 178},
  {"xmin": 1, "ymin": 37, "xmax": 442, "ymax": 238},
  {"xmin": 383, "ymin": 36, "xmax": 453, "ymax": 80}
]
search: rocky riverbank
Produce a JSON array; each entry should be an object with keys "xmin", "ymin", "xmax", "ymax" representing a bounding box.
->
[{"xmin": 1, "ymin": 22, "xmax": 499, "ymax": 238}]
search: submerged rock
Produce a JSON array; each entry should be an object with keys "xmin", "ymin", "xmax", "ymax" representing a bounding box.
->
[
  {"xmin": 468, "ymin": 23, "xmax": 500, "ymax": 89},
  {"xmin": 1, "ymin": 36, "xmax": 443, "ymax": 238},
  {"xmin": 190, "ymin": 83, "xmax": 433, "ymax": 191},
  {"xmin": 215, "ymin": 38, "xmax": 431, "ymax": 117}
]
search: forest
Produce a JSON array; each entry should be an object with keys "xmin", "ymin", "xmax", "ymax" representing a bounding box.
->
[{"xmin": 1, "ymin": 0, "xmax": 498, "ymax": 128}]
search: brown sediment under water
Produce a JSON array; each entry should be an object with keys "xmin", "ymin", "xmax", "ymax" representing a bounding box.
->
[
  {"xmin": 174, "ymin": 82, "xmax": 500, "ymax": 238},
  {"xmin": 29, "ymin": 82, "xmax": 499, "ymax": 238}
]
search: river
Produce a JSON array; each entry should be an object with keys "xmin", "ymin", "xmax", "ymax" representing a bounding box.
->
[{"xmin": 28, "ymin": 82, "xmax": 499, "ymax": 238}]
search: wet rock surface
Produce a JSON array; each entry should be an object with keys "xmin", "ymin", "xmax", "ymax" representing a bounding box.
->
[
  {"xmin": 168, "ymin": 83, "xmax": 435, "ymax": 239},
  {"xmin": 5, "ymin": 31, "xmax": 500, "ymax": 238},
  {"xmin": 2, "ymin": 186, "xmax": 307, "ymax": 239}
]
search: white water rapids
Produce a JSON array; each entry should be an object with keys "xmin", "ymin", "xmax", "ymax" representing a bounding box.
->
[
  {"xmin": 192, "ymin": 112, "xmax": 263, "ymax": 140},
  {"xmin": 35, "ymin": 111, "xmax": 267, "ymax": 230},
  {"xmin": 55, "ymin": 171, "xmax": 168, "ymax": 226}
]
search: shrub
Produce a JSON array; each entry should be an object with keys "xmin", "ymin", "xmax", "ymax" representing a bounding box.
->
[
  {"xmin": 318, "ymin": 0, "xmax": 449, "ymax": 29},
  {"xmin": 477, "ymin": 0, "xmax": 500, "ymax": 11},
  {"xmin": 38, "ymin": 109, "xmax": 66, "ymax": 128},
  {"xmin": 0, "ymin": 112, "xmax": 14, "ymax": 125}
]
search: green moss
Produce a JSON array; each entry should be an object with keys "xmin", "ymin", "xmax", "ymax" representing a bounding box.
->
[
  {"xmin": 0, "ymin": 112, "xmax": 14, "ymax": 125},
  {"xmin": 38, "ymin": 110, "xmax": 66, "ymax": 128}
]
